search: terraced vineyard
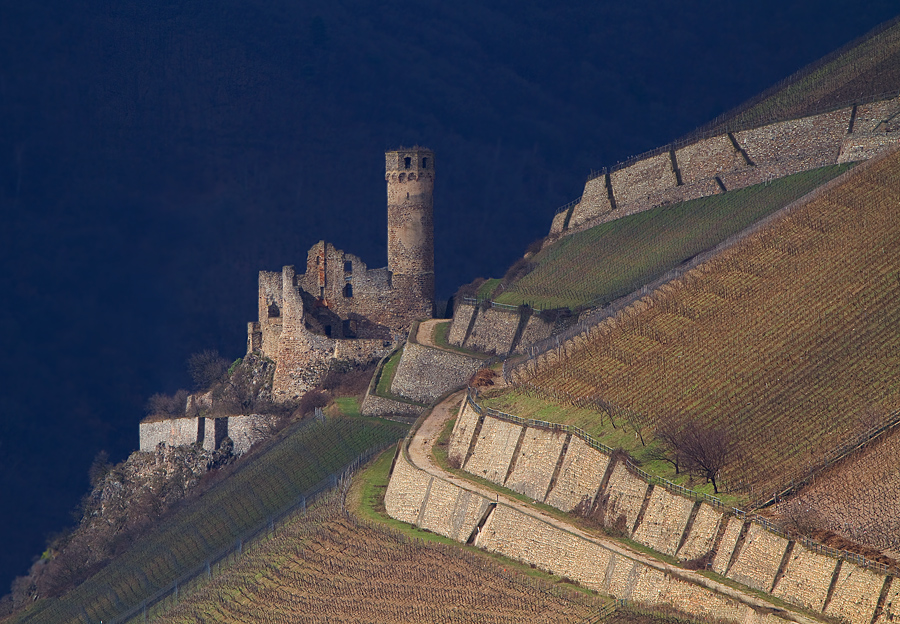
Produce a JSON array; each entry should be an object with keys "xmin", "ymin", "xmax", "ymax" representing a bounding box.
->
[
  {"xmin": 11, "ymin": 417, "xmax": 407, "ymax": 624},
  {"xmin": 495, "ymin": 164, "xmax": 852, "ymax": 310},
  {"xmin": 704, "ymin": 17, "xmax": 900, "ymax": 134},
  {"xmin": 152, "ymin": 493, "xmax": 611, "ymax": 624},
  {"xmin": 508, "ymin": 149, "xmax": 900, "ymax": 502}
]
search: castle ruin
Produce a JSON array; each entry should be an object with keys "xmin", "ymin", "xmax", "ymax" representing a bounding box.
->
[{"xmin": 247, "ymin": 147, "xmax": 436, "ymax": 400}]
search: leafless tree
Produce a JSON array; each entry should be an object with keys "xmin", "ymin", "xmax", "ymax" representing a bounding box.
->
[
  {"xmin": 678, "ymin": 424, "xmax": 735, "ymax": 494},
  {"xmin": 187, "ymin": 349, "xmax": 228, "ymax": 390}
]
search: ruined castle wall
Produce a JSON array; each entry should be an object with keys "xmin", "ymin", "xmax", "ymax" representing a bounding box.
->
[
  {"xmin": 725, "ymin": 523, "xmax": 790, "ymax": 593},
  {"xmin": 272, "ymin": 266, "xmax": 335, "ymax": 400},
  {"xmin": 258, "ymin": 271, "xmax": 284, "ymax": 359},
  {"xmin": 676, "ymin": 503, "xmax": 723, "ymax": 562},
  {"xmin": 463, "ymin": 417, "xmax": 522, "ymax": 483},
  {"xmin": 448, "ymin": 400, "xmax": 481, "ymax": 468},
  {"xmin": 771, "ymin": 544, "xmax": 839, "ymax": 612},
  {"xmin": 610, "ymin": 153, "xmax": 678, "ymax": 208},
  {"xmin": 569, "ymin": 176, "xmax": 613, "ymax": 228},
  {"xmin": 448, "ymin": 303, "xmax": 476, "ymax": 347},
  {"xmin": 332, "ymin": 338, "xmax": 393, "ymax": 365},
  {"xmin": 631, "ymin": 486, "xmax": 694, "ymax": 557},
  {"xmin": 599, "ymin": 462, "xmax": 649, "ymax": 533},
  {"xmin": 139, "ymin": 417, "xmax": 200, "ymax": 451},
  {"xmin": 544, "ymin": 436, "xmax": 609, "ymax": 512},
  {"xmin": 202, "ymin": 417, "xmax": 227, "ymax": 452},
  {"xmin": 503, "ymin": 428, "xmax": 567, "ymax": 501},
  {"xmin": 675, "ymin": 135, "xmax": 744, "ymax": 184},
  {"xmin": 465, "ymin": 306, "xmax": 520, "ymax": 355},
  {"xmin": 390, "ymin": 342, "xmax": 483, "ymax": 404},
  {"xmin": 824, "ymin": 564, "xmax": 888, "ymax": 624}
]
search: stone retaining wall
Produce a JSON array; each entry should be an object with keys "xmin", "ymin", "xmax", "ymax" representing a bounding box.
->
[
  {"xmin": 227, "ymin": 414, "xmax": 280, "ymax": 455},
  {"xmin": 772, "ymin": 545, "xmax": 839, "ymax": 613},
  {"xmin": 359, "ymin": 393, "xmax": 425, "ymax": 419},
  {"xmin": 726, "ymin": 523, "xmax": 790, "ymax": 593},
  {"xmin": 389, "ymin": 341, "xmax": 483, "ymax": 404},
  {"xmin": 448, "ymin": 304, "xmax": 476, "ymax": 346},
  {"xmin": 463, "ymin": 417, "xmax": 522, "ymax": 483},
  {"xmin": 140, "ymin": 414, "xmax": 277, "ymax": 456},
  {"xmin": 442, "ymin": 395, "xmax": 896, "ymax": 621},
  {"xmin": 503, "ymin": 428, "xmax": 567, "ymax": 501},
  {"xmin": 464, "ymin": 306, "xmax": 520, "ymax": 355},
  {"xmin": 385, "ymin": 447, "xmax": 811, "ymax": 624},
  {"xmin": 543, "ymin": 436, "xmax": 609, "ymax": 512},
  {"xmin": 548, "ymin": 100, "xmax": 900, "ymax": 242}
]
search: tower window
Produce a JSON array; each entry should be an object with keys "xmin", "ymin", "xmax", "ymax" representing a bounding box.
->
[
  {"xmin": 324, "ymin": 325, "xmax": 332, "ymax": 337},
  {"xmin": 319, "ymin": 286, "xmax": 325, "ymax": 299},
  {"xmin": 404, "ymin": 156, "xmax": 411, "ymax": 169},
  {"xmin": 422, "ymin": 157, "xmax": 428, "ymax": 168},
  {"xmin": 267, "ymin": 303, "xmax": 280, "ymax": 318},
  {"xmin": 343, "ymin": 283, "xmax": 353, "ymax": 298},
  {"xmin": 344, "ymin": 261, "xmax": 352, "ymax": 273}
]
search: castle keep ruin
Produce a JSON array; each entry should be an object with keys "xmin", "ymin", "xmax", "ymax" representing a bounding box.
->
[{"xmin": 248, "ymin": 148, "xmax": 436, "ymax": 399}]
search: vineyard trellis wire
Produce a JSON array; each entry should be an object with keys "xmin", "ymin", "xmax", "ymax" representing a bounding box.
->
[
  {"xmin": 109, "ymin": 440, "xmax": 397, "ymax": 624},
  {"xmin": 464, "ymin": 390, "xmax": 898, "ymax": 577}
]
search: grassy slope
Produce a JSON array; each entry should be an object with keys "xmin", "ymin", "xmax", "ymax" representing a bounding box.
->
[
  {"xmin": 495, "ymin": 149, "xmax": 900, "ymax": 502},
  {"xmin": 496, "ymin": 164, "xmax": 853, "ymax": 310},
  {"xmin": 12, "ymin": 417, "xmax": 407, "ymax": 624}
]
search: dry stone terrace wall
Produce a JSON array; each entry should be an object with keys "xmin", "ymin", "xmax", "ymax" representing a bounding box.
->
[
  {"xmin": 447, "ymin": 303, "xmax": 554, "ymax": 357},
  {"xmin": 446, "ymin": 401, "xmax": 894, "ymax": 622},
  {"xmin": 447, "ymin": 303, "xmax": 476, "ymax": 346},
  {"xmin": 386, "ymin": 441, "xmax": 822, "ymax": 624},
  {"xmin": 139, "ymin": 414, "xmax": 278, "ymax": 456},
  {"xmin": 463, "ymin": 306, "xmax": 520, "ymax": 355},
  {"xmin": 389, "ymin": 341, "xmax": 483, "ymax": 404},
  {"xmin": 359, "ymin": 393, "xmax": 424, "ymax": 419},
  {"xmin": 548, "ymin": 97, "xmax": 900, "ymax": 242}
]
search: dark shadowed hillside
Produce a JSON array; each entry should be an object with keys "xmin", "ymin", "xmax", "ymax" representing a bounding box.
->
[{"xmin": 0, "ymin": 0, "xmax": 897, "ymax": 592}]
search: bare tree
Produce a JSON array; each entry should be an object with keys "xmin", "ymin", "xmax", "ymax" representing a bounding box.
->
[
  {"xmin": 678, "ymin": 425, "xmax": 735, "ymax": 494},
  {"xmin": 187, "ymin": 350, "xmax": 228, "ymax": 390}
]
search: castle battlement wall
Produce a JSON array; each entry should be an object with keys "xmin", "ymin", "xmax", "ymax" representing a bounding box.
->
[{"xmin": 444, "ymin": 399, "xmax": 895, "ymax": 623}]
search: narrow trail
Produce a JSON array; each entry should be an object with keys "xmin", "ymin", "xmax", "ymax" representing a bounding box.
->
[
  {"xmin": 404, "ymin": 390, "xmax": 826, "ymax": 624},
  {"xmin": 415, "ymin": 318, "xmax": 446, "ymax": 349}
]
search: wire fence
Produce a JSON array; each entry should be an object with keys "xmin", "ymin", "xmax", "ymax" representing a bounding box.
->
[{"xmin": 464, "ymin": 391, "xmax": 898, "ymax": 576}]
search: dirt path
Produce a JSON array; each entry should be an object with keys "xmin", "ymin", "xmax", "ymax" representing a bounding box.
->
[
  {"xmin": 415, "ymin": 318, "xmax": 447, "ymax": 349},
  {"xmin": 405, "ymin": 391, "xmax": 826, "ymax": 624}
]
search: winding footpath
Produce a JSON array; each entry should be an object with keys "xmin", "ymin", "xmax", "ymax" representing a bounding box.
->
[{"xmin": 405, "ymin": 390, "xmax": 826, "ymax": 624}]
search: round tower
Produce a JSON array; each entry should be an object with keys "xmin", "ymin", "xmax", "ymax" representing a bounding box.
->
[{"xmin": 385, "ymin": 147, "xmax": 435, "ymax": 319}]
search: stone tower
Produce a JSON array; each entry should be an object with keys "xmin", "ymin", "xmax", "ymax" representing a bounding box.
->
[{"xmin": 385, "ymin": 147, "xmax": 435, "ymax": 319}]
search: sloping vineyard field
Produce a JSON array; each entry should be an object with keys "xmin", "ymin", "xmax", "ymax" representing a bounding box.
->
[
  {"xmin": 513, "ymin": 149, "xmax": 900, "ymax": 502},
  {"xmin": 153, "ymin": 493, "xmax": 612, "ymax": 624},
  {"xmin": 13, "ymin": 417, "xmax": 407, "ymax": 624},
  {"xmin": 773, "ymin": 425, "xmax": 900, "ymax": 558},
  {"xmin": 496, "ymin": 164, "xmax": 852, "ymax": 310},
  {"xmin": 706, "ymin": 17, "xmax": 900, "ymax": 133}
]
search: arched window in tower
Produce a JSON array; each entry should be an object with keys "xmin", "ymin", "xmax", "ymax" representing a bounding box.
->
[
  {"xmin": 343, "ymin": 283, "xmax": 353, "ymax": 298},
  {"xmin": 267, "ymin": 302, "xmax": 280, "ymax": 318},
  {"xmin": 404, "ymin": 156, "xmax": 411, "ymax": 169}
]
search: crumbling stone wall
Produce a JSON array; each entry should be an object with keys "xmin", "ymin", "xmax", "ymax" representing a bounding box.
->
[
  {"xmin": 227, "ymin": 414, "xmax": 280, "ymax": 455},
  {"xmin": 139, "ymin": 417, "xmax": 201, "ymax": 451},
  {"xmin": 389, "ymin": 341, "xmax": 483, "ymax": 404}
]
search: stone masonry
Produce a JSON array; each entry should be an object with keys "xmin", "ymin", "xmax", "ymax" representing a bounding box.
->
[
  {"xmin": 247, "ymin": 148, "xmax": 435, "ymax": 401},
  {"xmin": 389, "ymin": 341, "xmax": 483, "ymax": 405},
  {"xmin": 463, "ymin": 417, "xmax": 523, "ymax": 483},
  {"xmin": 503, "ymin": 428, "xmax": 567, "ymax": 502},
  {"xmin": 547, "ymin": 97, "xmax": 900, "ymax": 243},
  {"xmin": 726, "ymin": 523, "xmax": 790, "ymax": 593},
  {"xmin": 543, "ymin": 435, "xmax": 609, "ymax": 512}
]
